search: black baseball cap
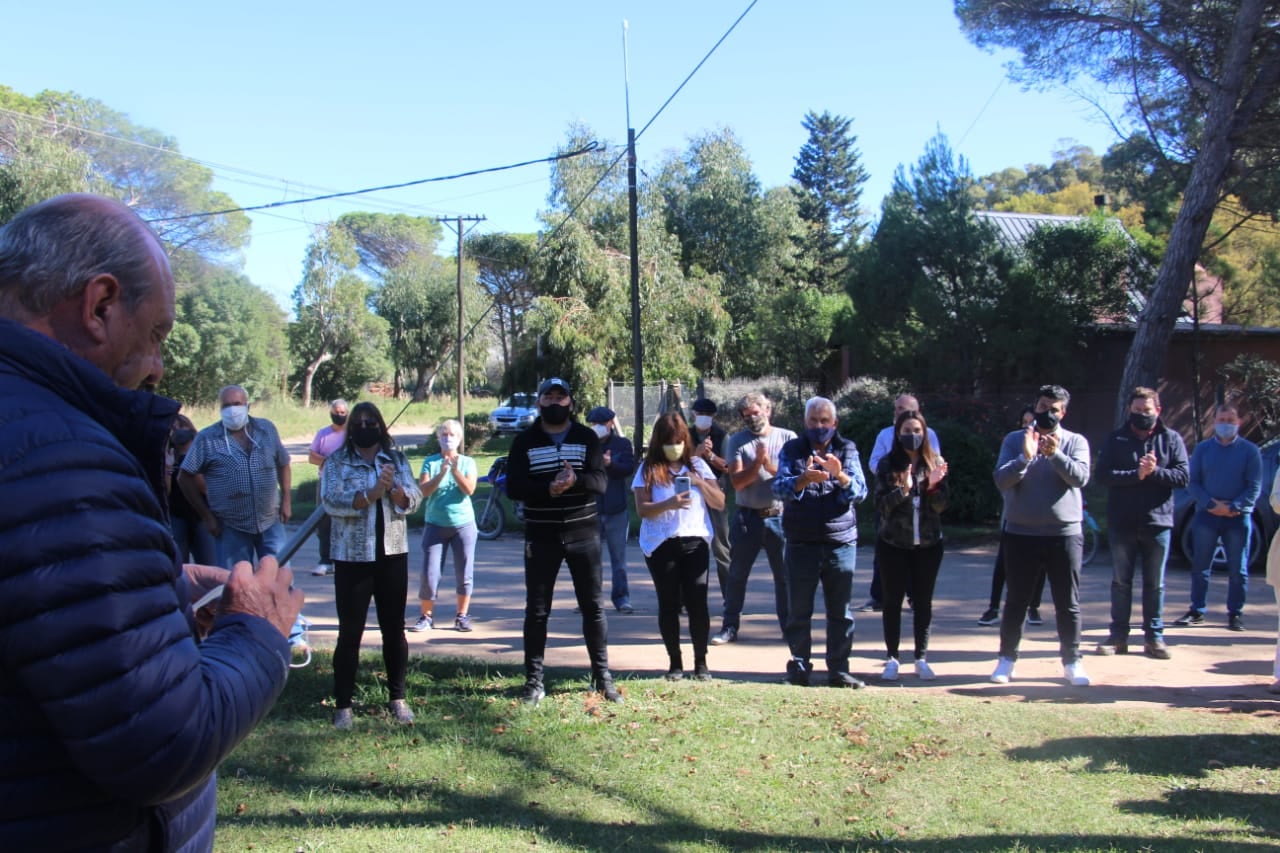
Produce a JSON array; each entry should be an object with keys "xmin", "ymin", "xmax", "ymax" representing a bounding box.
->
[
  {"xmin": 691, "ymin": 398, "xmax": 717, "ymax": 414},
  {"xmin": 537, "ymin": 377, "xmax": 571, "ymax": 396},
  {"xmin": 586, "ymin": 406, "xmax": 615, "ymax": 423}
]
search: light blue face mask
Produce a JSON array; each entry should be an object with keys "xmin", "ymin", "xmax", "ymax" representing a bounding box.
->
[{"xmin": 1215, "ymin": 423, "xmax": 1238, "ymax": 441}]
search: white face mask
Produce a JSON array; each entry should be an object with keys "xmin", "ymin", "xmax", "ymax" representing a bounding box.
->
[
  {"xmin": 694, "ymin": 415, "xmax": 713, "ymax": 431},
  {"xmin": 220, "ymin": 404, "xmax": 249, "ymax": 431},
  {"xmin": 592, "ymin": 424, "xmax": 610, "ymax": 439},
  {"xmin": 439, "ymin": 433, "xmax": 458, "ymax": 451}
]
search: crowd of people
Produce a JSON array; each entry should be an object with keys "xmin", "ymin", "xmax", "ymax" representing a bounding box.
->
[{"xmin": 4, "ymin": 192, "xmax": 1280, "ymax": 847}]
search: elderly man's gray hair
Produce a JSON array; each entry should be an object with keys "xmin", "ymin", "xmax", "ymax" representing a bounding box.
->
[
  {"xmin": 0, "ymin": 194, "xmax": 160, "ymax": 320},
  {"xmin": 804, "ymin": 396, "xmax": 837, "ymax": 419}
]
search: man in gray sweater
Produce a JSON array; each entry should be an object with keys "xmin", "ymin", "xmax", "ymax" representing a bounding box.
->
[{"xmin": 990, "ymin": 384, "xmax": 1092, "ymax": 687}]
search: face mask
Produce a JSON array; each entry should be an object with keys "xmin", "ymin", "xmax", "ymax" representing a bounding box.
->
[
  {"xmin": 694, "ymin": 415, "xmax": 713, "ymax": 431},
  {"xmin": 592, "ymin": 424, "xmax": 610, "ymax": 439},
  {"xmin": 540, "ymin": 403, "xmax": 570, "ymax": 426},
  {"xmin": 805, "ymin": 426, "xmax": 836, "ymax": 446},
  {"xmin": 352, "ymin": 425, "xmax": 381, "ymax": 448},
  {"xmin": 220, "ymin": 404, "xmax": 249, "ymax": 431},
  {"xmin": 744, "ymin": 414, "xmax": 767, "ymax": 435},
  {"xmin": 439, "ymin": 434, "xmax": 457, "ymax": 451},
  {"xmin": 1033, "ymin": 409, "xmax": 1060, "ymax": 432},
  {"xmin": 331, "ymin": 413, "xmax": 348, "ymax": 427},
  {"xmin": 1215, "ymin": 423, "xmax": 1238, "ymax": 441},
  {"xmin": 662, "ymin": 443, "xmax": 685, "ymax": 462},
  {"xmin": 171, "ymin": 428, "xmax": 196, "ymax": 447},
  {"xmin": 899, "ymin": 432, "xmax": 924, "ymax": 451},
  {"xmin": 1129, "ymin": 412, "xmax": 1157, "ymax": 432}
]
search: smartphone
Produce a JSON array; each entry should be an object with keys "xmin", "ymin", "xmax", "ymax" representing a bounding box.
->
[{"xmin": 674, "ymin": 475, "xmax": 691, "ymax": 495}]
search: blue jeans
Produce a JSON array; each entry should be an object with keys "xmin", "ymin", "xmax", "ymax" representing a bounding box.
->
[
  {"xmin": 599, "ymin": 510, "xmax": 631, "ymax": 608},
  {"xmin": 1190, "ymin": 512, "xmax": 1250, "ymax": 616},
  {"xmin": 782, "ymin": 540, "xmax": 856, "ymax": 673},
  {"xmin": 720, "ymin": 508, "xmax": 788, "ymax": 633},
  {"xmin": 1107, "ymin": 526, "xmax": 1171, "ymax": 642},
  {"xmin": 216, "ymin": 520, "xmax": 285, "ymax": 569}
]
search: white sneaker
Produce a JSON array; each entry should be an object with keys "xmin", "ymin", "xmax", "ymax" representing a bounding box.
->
[
  {"xmin": 990, "ymin": 657, "xmax": 1016, "ymax": 684},
  {"xmin": 333, "ymin": 708, "xmax": 353, "ymax": 731},
  {"xmin": 312, "ymin": 563, "xmax": 333, "ymax": 576},
  {"xmin": 1063, "ymin": 660, "xmax": 1091, "ymax": 686},
  {"xmin": 914, "ymin": 658, "xmax": 936, "ymax": 681},
  {"xmin": 881, "ymin": 657, "xmax": 900, "ymax": 681}
]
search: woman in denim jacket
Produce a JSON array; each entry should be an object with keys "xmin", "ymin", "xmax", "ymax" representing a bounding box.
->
[
  {"xmin": 322, "ymin": 401, "xmax": 422, "ymax": 729},
  {"xmin": 873, "ymin": 410, "xmax": 948, "ymax": 682}
]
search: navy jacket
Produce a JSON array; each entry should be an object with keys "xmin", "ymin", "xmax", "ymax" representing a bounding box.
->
[
  {"xmin": 0, "ymin": 318, "xmax": 291, "ymax": 852},
  {"xmin": 1095, "ymin": 421, "xmax": 1190, "ymax": 530},
  {"xmin": 597, "ymin": 431, "xmax": 635, "ymax": 517},
  {"xmin": 773, "ymin": 432, "xmax": 867, "ymax": 545}
]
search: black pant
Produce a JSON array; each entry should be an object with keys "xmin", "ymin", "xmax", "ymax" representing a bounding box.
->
[
  {"xmin": 998, "ymin": 532, "xmax": 1083, "ymax": 664},
  {"xmin": 333, "ymin": 553, "xmax": 409, "ymax": 708},
  {"xmin": 876, "ymin": 539, "xmax": 943, "ymax": 660},
  {"xmin": 987, "ymin": 536, "xmax": 1046, "ymax": 611},
  {"xmin": 523, "ymin": 536, "xmax": 610, "ymax": 682},
  {"xmin": 645, "ymin": 537, "xmax": 711, "ymax": 669}
]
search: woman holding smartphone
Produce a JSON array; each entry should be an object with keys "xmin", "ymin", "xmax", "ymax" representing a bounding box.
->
[{"xmin": 632, "ymin": 412, "xmax": 725, "ymax": 680}]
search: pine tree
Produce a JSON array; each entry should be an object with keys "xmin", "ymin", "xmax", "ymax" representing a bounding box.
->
[{"xmin": 790, "ymin": 111, "xmax": 869, "ymax": 292}]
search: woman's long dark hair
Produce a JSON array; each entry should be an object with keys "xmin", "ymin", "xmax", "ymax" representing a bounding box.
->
[
  {"xmin": 342, "ymin": 401, "xmax": 395, "ymax": 456},
  {"xmin": 884, "ymin": 410, "xmax": 938, "ymax": 475},
  {"xmin": 643, "ymin": 412, "xmax": 693, "ymax": 488}
]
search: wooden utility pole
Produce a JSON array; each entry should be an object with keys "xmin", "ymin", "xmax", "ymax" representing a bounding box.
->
[{"xmin": 437, "ymin": 215, "xmax": 486, "ymax": 424}]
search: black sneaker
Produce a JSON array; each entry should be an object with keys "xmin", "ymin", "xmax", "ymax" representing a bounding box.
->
[
  {"xmin": 593, "ymin": 673, "xmax": 624, "ymax": 703},
  {"xmin": 1026, "ymin": 608, "xmax": 1043, "ymax": 625},
  {"xmin": 828, "ymin": 671, "xmax": 866, "ymax": 689},
  {"xmin": 1172, "ymin": 610, "xmax": 1205, "ymax": 627},
  {"xmin": 977, "ymin": 608, "xmax": 1000, "ymax": 626},
  {"xmin": 521, "ymin": 679, "xmax": 545, "ymax": 706},
  {"xmin": 786, "ymin": 658, "xmax": 811, "ymax": 687},
  {"xmin": 857, "ymin": 599, "xmax": 882, "ymax": 612},
  {"xmin": 1228, "ymin": 613, "xmax": 1245, "ymax": 632},
  {"xmin": 693, "ymin": 663, "xmax": 713, "ymax": 682},
  {"xmin": 710, "ymin": 626, "xmax": 737, "ymax": 646}
]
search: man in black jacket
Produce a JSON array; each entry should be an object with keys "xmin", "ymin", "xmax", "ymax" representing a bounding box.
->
[
  {"xmin": 1094, "ymin": 386, "xmax": 1189, "ymax": 660},
  {"xmin": 506, "ymin": 378, "xmax": 620, "ymax": 704}
]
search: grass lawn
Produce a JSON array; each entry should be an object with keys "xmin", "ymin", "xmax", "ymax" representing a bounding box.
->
[{"xmin": 214, "ymin": 654, "xmax": 1280, "ymax": 852}]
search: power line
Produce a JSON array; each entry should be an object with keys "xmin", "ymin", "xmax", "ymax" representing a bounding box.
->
[{"xmin": 143, "ymin": 143, "xmax": 601, "ymax": 224}]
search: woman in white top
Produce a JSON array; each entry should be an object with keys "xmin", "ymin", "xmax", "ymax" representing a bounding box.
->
[{"xmin": 632, "ymin": 412, "xmax": 725, "ymax": 681}]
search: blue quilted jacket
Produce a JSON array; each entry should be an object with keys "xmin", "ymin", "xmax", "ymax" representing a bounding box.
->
[{"xmin": 0, "ymin": 318, "xmax": 292, "ymax": 851}]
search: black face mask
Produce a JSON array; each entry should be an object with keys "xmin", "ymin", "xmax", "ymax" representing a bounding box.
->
[
  {"xmin": 352, "ymin": 425, "xmax": 381, "ymax": 448},
  {"xmin": 540, "ymin": 403, "xmax": 571, "ymax": 426},
  {"xmin": 899, "ymin": 432, "xmax": 924, "ymax": 451},
  {"xmin": 1129, "ymin": 412, "xmax": 1157, "ymax": 432},
  {"xmin": 331, "ymin": 413, "xmax": 348, "ymax": 426},
  {"xmin": 1033, "ymin": 409, "xmax": 1060, "ymax": 432},
  {"xmin": 171, "ymin": 428, "xmax": 196, "ymax": 447}
]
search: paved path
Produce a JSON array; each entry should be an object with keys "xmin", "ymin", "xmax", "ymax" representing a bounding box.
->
[{"xmin": 279, "ymin": 522, "xmax": 1280, "ymax": 711}]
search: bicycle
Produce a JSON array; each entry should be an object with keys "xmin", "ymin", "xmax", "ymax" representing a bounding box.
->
[
  {"xmin": 1081, "ymin": 500, "xmax": 1101, "ymax": 567},
  {"xmin": 474, "ymin": 456, "xmax": 524, "ymax": 540}
]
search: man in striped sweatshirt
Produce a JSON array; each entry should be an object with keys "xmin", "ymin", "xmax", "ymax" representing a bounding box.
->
[{"xmin": 506, "ymin": 377, "xmax": 620, "ymax": 706}]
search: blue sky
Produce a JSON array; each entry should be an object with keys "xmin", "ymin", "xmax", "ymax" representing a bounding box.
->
[{"xmin": 4, "ymin": 1, "xmax": 1123, "ymax": 308}]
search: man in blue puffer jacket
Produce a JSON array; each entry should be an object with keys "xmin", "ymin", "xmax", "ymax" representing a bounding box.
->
[{"xmin": 0, "ymin": 194, "xmax": 305, "ymax": 851}]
